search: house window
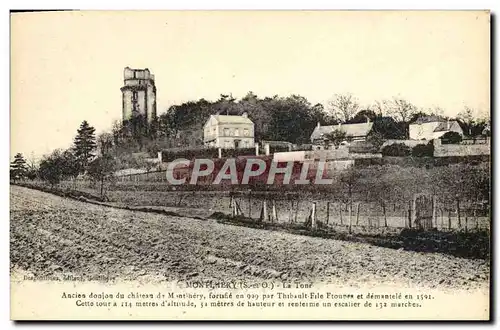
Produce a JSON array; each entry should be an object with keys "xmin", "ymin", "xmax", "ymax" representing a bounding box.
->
[
  {"xmin": 224, "ymin": 128, "xmax": 230, "ymax": 136},
  {"xmin": 224, "ymin": 140, "xmax": 231, "ymax": 148},
  {"xmin": 234, "ymin": 129, "xmax": 239, "ymax": 136},
  {"xmin": 244, "ymin": 129, "xmax": 249, "ymax": 136}
]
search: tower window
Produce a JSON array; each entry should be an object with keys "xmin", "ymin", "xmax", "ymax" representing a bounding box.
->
[{"xmin": 132, "ymin": 91, "xmax": 138, "ymax": 100}]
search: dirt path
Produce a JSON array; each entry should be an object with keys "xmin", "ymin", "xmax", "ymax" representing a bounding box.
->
[{"xmin": 10, "ymin": 185, "xmax": 489, "ymax": 290}]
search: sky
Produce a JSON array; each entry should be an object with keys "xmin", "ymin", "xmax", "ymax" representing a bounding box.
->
[{"xmin": 10, "ymin": 10, "xmax": 490, "ymax": 159}]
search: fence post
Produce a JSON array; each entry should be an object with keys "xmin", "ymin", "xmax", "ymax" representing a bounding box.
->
[
  {"xmin": 408, "ymin": 200, "xmax": 412, "ymax": 229},
  {"xmin": 271, "ymin": 200, "xmax": 278, "ymax": 223},
  {"xmin": 294, "ymin": 200, "xmax": 300, "ymax": 223},
  {"xmin": 456, "ymin": 199, "xmax": 461, "ymax": 228},
  {"xmin": 448, "ymin": 210, "xmax": 452, "ymax": 230},
  {"xmin": 348, "ymin": 205, "xmax": 352, "ymax": 234},
  {"xmin": 248, "ymin": 192, "xmax": 252, "ymax": 218},
  {"xmin": 432, "ymin": 195, "xmax": 436, "ymax": 229},
  {"xmin": 259, "ymin": 200, "xmax": 267, "ymax": 222},
  {"xmin": 339, "ymin": 203, "xmax": 343, "ymax": 225},
  {"xmin": 326, "ymin": 202, "xmax": 330, "ymax": 225},
  {"xmin": 311, "ymin": 202, "xmax": 317, "ymax": 229},
  {"xmin": 356, "ymin": 202, "xmax": 361, "ymax": 226}
]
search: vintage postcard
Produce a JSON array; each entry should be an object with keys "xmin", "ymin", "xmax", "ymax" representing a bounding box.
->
[{"xmin": 10, "ymin": 10, "xmax": 491, "ymax": 320}]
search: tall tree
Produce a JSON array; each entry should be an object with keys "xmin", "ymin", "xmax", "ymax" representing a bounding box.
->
[
  {"xmin": 328, "ymin": 93, "xmax": 360, "ymax": 123},
  {"xmin": 324, "ymin": 129, "xmax": 348, "ymax": 148},
  {"xmin": 10, "ymin": 153, "xmax": 27, "ymax": 182},
  {"xmin": 73, "ymin": 120, "xmax": 97, "ymax": 172},
  {"xmin": 348, "ymin": 109, "xmax": 378, "ymax": 124},
  {"xmin": 389, "ymin": 97, "xmax": 417, "ymax": 138},
  {"xmin": 389, "ymin": 97, "xmax": 417, "ymax": 123},
  {"xmin": 457, "ymin": 106, "xmax": 476, "ymax": 136},
  {"xmin": 372, "ymin": 100, "xmax": 390, "ymax": 117}
]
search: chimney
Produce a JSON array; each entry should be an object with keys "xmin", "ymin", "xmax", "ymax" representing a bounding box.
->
[
  {"xmin": 366, "ymin": 116, "xmax": 370, "ymax": 124},
  {"xmin": 317, "ymin": 122, "xmax": 321, "ymax": 128},
  {"xmin": 337, "ymin": 122, "xmax": 341, "ymax": 129},
  {"xmin": 446, "ymin": 120, "xmax": 450, "ymax": 130},
  {"xmin": 242, "ymin": 112, "xmax": 248, "ymax": 118}
]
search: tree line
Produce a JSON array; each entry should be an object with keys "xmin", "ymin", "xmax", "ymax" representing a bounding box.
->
[{"xmin": 11, "ymin": 91, "xmax": 490, "ymax": 191}]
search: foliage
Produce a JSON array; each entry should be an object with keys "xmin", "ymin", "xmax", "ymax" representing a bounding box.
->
[
  {"xmin": 323, "ymin": 129, "xmax": 348, "ymax": 147},
  {"xmin": 328, "ymin": 93, "xmax": 360, "ymax": 123},
  {"xmin": 347, "ymin": 109, "xmax": 377, "ymax": 124},
  {"xmin": 457, "ymin": 106, "xmax": 489, "ymax": 137},
  {"xmin": 10, "ymin": 153, "xmax": 27, "ymax": 181},
  {"xmin": 73, "ymin": 120, "xmax": 97, "ymax": 172},
  {"xmin": 411, "ymin": 142, "xmax": 434, "ymax": 157},
  {"xmin": 381, "ymin": 143, "xmax": 411, "ymax": 157},
  {"xmin": 370, "ymin": 116, "xmax": 406, "ymax": 139},
  {"xmin": 389, "ymin": 97, "xmax": 417, "ymax": 138},
  {"xmin": 440, "ymin": 131, "xmax": 462, "ymax": 144},
  {"xmin": 87, "ymin": 155, "xmax": 116, "ymax": 183},
  {"xmin": 161, "ymin": 147, "xmax": 220, "ymax": 162},
  {"xmin": 87, "ymin": 154, "xmax": 117, "ymax": 198}
]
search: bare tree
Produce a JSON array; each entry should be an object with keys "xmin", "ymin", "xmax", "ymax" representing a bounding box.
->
[
  {"xmin": 372, "ymin": 100, "xmax": 390, "ymax": 117},
  {"xmin": 97, "ymin": 132, "xmax": 114, "ymax": 157},
  {"xmin": 389, "ymin": 97, "xmax": 417, "ymax": 123},
  {"xmin": 328, "ymin": 93, "xmax": 360, "ymax": 123},
  {"xmin": 458, "ymin": 106, "xmax": 476, "ymax": 136},
  {"xmin": 430, "ymin": 106, "xmax": 445, "ymax": 117}
]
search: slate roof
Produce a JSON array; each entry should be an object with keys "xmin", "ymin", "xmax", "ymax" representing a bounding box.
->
[{"xmin": 211, "ymin": 114, "xmax": 253, "ymax": 125}]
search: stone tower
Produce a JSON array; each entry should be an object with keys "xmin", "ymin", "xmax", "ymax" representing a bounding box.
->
[{"xmin": 120, "ymin": 67, "xmax": 157, "ymax": 123}]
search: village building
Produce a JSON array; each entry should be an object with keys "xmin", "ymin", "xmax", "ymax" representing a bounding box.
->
[
  {"xmin": 409, "ymin": 116, "xmax": 463, "ymax": 140},
  {"xmin": 310, "ymin": 120, "xmax": 374, "ymax": 148},
  {"xmin": 203, "ymin": 113, "xmax": 255, "ymax": 149}
]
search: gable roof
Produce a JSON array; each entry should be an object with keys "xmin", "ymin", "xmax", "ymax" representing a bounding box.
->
[
  {"xmin": 433, "ymin": 120, "xmax": 461, "ymax": 132},
  {"xmin": 207, "ymin": 114, "xmax": 253, "ymax": 125},
  {"xmin": 310, "ymin": 122, "xmax": 374, "ymax": 142}
]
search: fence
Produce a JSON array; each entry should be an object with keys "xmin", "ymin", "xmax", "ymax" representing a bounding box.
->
[
  {"xmin": 220, "ymin": 193, "xmax": 489, "ymax": 232},
  {"xmin": 29, "ymin": 177, "xmax": 489, "ymax": 233}
]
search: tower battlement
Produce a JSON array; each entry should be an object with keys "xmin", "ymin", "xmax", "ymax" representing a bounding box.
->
[{"xmin": 121, "ymin": 67, "xmax": 157, "ymax": 123}]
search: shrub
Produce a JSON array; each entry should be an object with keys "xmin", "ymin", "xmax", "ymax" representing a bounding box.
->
[
  {"xmin": 411, "ymin": 141, "xmax": 434, "ymax": 157},
  {"xmin": 440, "ymin": 131, "xmax": 462, "ymax": 144},
  {"xmin": 381, "ymin": 143, "xmax": 411, "ymax": 157}
]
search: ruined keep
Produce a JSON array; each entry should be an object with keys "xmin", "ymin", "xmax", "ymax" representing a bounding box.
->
[{"xmin": 120, "ymin": 67, "xmax": 157, "ymax": 124}]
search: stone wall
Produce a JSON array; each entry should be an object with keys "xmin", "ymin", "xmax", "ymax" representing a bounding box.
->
[{"xmin": 433, "ymin": 139, "xmax": 491, "ymax": 157}]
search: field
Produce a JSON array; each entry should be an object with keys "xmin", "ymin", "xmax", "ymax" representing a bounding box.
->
[
  {"xmin": 10, "ymin": 185, "xmax": 490, "ymax": 290},
  {"xmin": 20, "ymin": 179, "xmax": 490, "ymax": 231}
]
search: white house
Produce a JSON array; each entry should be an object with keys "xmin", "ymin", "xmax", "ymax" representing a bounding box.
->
[
  {"xmin": 409, "ymin": 117, "xmax": 463, "ymax": 140},
  {"xmin": 203, "ymin": 113, "xmax": 255, "ymax": 149}
]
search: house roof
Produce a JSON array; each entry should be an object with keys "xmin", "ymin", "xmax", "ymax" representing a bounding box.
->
[
  {"xmin": 310, "ymin": 122, "xmax": 373, "ymax": 142},
  {"xmin": 409, "ymin": 120, "xmax": 463, "ymax": 140},
  {"xmin": 434, "ymin": 121, "xmax": 453, "ymax": 132},
  {"xmin": 211, "ymin": 114, "xmax": 253, "ymax": 125},
  {"xmin": 412, "ymin": 115, "xmax": 447, "ymax": 125}
]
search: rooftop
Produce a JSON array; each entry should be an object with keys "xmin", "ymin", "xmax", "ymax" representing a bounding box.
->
[{"xmin": 211, "ymin": 114, "xmax": 253, "ymax": 125}]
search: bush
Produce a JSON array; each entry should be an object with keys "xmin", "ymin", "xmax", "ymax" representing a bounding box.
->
[
  {"xmin": 381, "ymin": 143, "xmax": 411, "ymax": 157},
  {"xmin": 411, "ymin": 141, "xmax": 434, "ymax": 157},
  {"xmin": 161, "ymin": 148, "xmax": 219, "ymax": 162},
  {"xmin": 440, "ymin": 131, "xmax": 462, "ymax": 144},
  {"xmin": 222, "ymin": 148, "xmax": 256, "ymax": 158}
]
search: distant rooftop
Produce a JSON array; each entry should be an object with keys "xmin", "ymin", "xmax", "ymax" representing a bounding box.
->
[{"xmin": 211, "ymin": 114, "xmax": 253, "ymax": 125}]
